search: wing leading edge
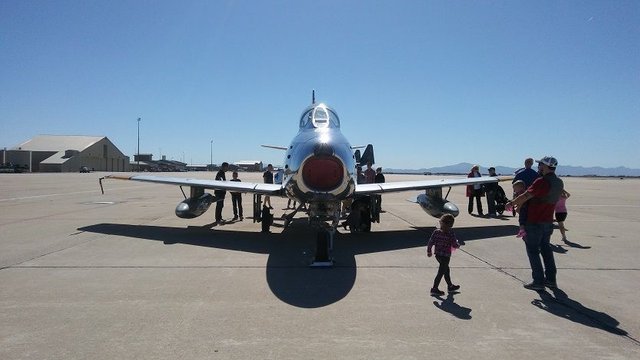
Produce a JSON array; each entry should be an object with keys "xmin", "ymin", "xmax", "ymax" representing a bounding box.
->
[
  {"xmin": 102, "ymin": 174, "xmax": 283, "ymax": 195},
  {"xmin": 354, "ymin": 176, "xmax": 511, "ymax": 195}
]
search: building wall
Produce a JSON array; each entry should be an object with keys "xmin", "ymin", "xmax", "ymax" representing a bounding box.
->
[
  {"xmin": 1, "ymin": 150, "xmax": 33, "ymax": 171},
  {"xmin": 72, "ymin": 138, "xmax": 130, "ymax": 172},
  {"xmin": 7, "ymin": 136, "xmax": 130, "ymax": 172},
  {"xmin": 235, "ymin": 162, "xmax": 263, "ymax": 172}
]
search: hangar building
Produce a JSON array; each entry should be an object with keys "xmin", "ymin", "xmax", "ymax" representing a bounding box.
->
[
  {"xmin": 235, "ymin": 160, "xmax": 263, "ymax": 172},
  {"xmin": 1, "ymin": 135, "xmax": 130, "ymax": 172}
]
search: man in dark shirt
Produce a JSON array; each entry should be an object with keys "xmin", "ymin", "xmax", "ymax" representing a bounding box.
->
[
  {"xmin": 214, "ymin": 162, "xmax": 229, "ymax": 223},
  {"xmin": 484, "ymin": 167, "xmax": 499, "ymax": 217},
  {"xmin": 262, "ymin": 164, "xmax": 274, "ymax": 209},
  {"xmin": 229, "ymin": 171, "xmax": 243, "ymax": 221},
  {"xmin": 374, "ymin": 167, "xmax": 385, "ymax": 212},
  {"xmin": 356, "ymin": 165, "xmax": 365, "ymax": 184},
  {"xmin": 508, "ymin": 156, "xmax": 564, "ymax": 291}
]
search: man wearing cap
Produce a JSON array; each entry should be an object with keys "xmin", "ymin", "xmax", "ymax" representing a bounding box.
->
[{"xmin": 507, "ymin": 156, "xmax": 564, "ymax": 291}]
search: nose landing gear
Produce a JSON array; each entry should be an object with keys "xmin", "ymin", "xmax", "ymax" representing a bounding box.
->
[
  {"xmin": 310, "ymin": 228, "xmax": 335, "ymax": 267},
  {"xmin": 308, "ymin": 201, "xmax": 340, "ymax": 267}
]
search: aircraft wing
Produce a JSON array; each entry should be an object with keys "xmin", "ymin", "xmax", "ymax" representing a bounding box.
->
[
  {"xmin": 261, "ymin": 144, "xmax": 288, "ymax": 150},
  {"xmin": 354, "ymin": 176, "xmax": 511, "ymax": 195},
  {"xmin": 101, "ymin": 174, "xmax": 283, "ymax": 195}
]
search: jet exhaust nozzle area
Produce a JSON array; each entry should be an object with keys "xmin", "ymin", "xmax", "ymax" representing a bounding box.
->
[{"xmin": 175, "ymin": 193, "xmax": 215, "ymax": 219}]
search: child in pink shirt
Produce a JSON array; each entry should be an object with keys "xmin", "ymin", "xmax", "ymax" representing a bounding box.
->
[{"xmin": 427, "ymin": 214, "xmax": 461, "ymax": 296}]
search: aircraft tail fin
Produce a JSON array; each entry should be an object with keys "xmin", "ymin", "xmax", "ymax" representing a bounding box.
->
[{"xmin": 358, "ymin": 144, "xmax": 375, "ymax": 165}]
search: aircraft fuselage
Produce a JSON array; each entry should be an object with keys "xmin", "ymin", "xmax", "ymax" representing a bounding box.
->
[{"xmin": 280, "ymin": 104, "xmax": 356, "ymax": 217}]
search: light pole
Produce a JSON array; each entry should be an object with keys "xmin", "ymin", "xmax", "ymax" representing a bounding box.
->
[
  {"xmin": 210, "ymin": 140, "xmax": 214, "ymax": 170},
  {"xmin": 137, "ymin": 117, "xmax": 141, "ymax": 171}
]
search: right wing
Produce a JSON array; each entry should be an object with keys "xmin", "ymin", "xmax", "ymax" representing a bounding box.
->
[{"xmin": 354, "ymin": 176, "xmax": 511, "ymax": 195}]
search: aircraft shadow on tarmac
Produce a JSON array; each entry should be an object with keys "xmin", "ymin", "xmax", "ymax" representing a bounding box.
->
[
  {"xmin": 413, "ymin": 224, "xmax": 519, "ymax": 245},
  {"xmin": 78, "ymin": 222, "xmax": 517, "ymax": 308},
  {"xmin": 533, "ymin": 288, "xmax": 629, "ymax": 337}
]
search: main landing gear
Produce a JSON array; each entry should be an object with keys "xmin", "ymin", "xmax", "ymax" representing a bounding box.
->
[{"xmin": 342, "ymin": 195, "xmax": 378, "ymax": 233}]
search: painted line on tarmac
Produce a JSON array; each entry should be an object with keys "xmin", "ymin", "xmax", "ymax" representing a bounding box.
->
[
  {"xmin": 0, "ymin": 185, "xmax": 149, "ymax": 202},
  {"xmin": 572, "ymin": 205, "xmax": 640, "ymax": 208},
  {"xmin": 0, "ymin": 190, "xmax": 100, "ymax": 202}
]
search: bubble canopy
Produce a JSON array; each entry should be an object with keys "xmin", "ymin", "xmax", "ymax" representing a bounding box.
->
[{"xmin": 299, "ymin": 104, "xmax": 340, "ymax": 129}]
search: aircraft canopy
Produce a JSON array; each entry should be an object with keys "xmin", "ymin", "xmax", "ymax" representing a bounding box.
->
[{"xmin": 299, "ymin": 104, "xmax": 340, "ymax": 129}]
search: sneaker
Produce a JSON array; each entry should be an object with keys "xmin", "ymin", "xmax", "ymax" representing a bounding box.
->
[
  {"xmin": 448, "ymin": 285, "xmax": 460, "ymax": 292},
  {"xmin": 430, "ymin": 288, "xmax": 445, "ymax": 296},
  {"xmin": 523, "ymin": 282, "xmax": 545, "ymax": 291},
  {"xmin": 544, "ymin": 280, "xmax": 558, "ymax": 289}
]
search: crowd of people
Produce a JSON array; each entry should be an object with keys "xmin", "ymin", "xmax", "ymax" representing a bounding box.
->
[
  {"xmin": 210, "ymin": 161, "xmax": 386, "ymax": 224},
  {"xmin": 211, "ymin": 156, "xmax": 569, "ymax": 296},
  {"xmin": 428, "ymin": 156, "xmax": 569, "ymax": 296}
]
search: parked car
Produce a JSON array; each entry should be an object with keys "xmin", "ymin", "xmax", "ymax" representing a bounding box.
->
[
  {"xmin": 0, "ymin": 163, "xmax": 28, "ymax": 173},
  {"xmin": 79, "ymin": 166, "xmax": 91, "ymax": 173}
]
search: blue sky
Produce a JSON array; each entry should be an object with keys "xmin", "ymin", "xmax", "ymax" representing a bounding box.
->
[{"xmin": 1, "ymin": 1, "xmax": 639, "ymax": 169}]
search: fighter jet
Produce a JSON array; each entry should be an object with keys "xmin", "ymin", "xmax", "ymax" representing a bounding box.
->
[{"xmin": 100, "ymin": 92, "xmax": 507, "ymax": 266}]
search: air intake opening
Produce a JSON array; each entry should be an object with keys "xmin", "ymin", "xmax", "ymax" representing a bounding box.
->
[{"xmin": 302, "ymin": 156, "xmax": 344, "ymax": 191}]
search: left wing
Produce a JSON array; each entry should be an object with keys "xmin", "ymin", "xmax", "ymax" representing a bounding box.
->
[
  {"xmin": 101, "ymin": 174, "xmax": 283, "ymax": 195},
  {"xmin": 261, "ymin": 144, "xmax": 288, "ymax": 150},
  {"xmin": 354, "ymin": 176, "xmax": 510, "ymax": 195}
]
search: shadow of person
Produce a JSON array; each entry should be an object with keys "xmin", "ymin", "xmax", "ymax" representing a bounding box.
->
[
  {"xmin": 562, "ymin": 238, "xmax": 591, "ymax": 249},
  {"xmin": 495, "ymin": 215, "xmax": 512, "ymax": 221},
  {"xmin": 549, "ymin": 243, "xmax": 568, "ymax": 254},
  {"xmin": 433, "ymin": 293, "xmax": 472, "ymax": 320},
  {"xmin": 412, "ymin": 224, "xmax": 519, "ymax": 244},
  {"xmin": 532, "ymin": 288, "xmax": 627, "ymax": 336}
]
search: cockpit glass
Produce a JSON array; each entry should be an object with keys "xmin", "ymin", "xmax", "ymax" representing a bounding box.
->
[
  {"xmin": 299, "ymin": 105, "xmax": 340, "ymax": 129},
  {"xmin": 312, "ymin": 107, "xmax": 329, "ymax": 128}
]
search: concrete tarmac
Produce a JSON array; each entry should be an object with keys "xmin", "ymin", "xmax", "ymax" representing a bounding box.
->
[{"xmin": 1, "ymin": 172, "xmax": 639, "ymax": 359}]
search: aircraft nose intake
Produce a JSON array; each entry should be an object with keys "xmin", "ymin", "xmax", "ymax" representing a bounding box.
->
[{"xmin": 302, "ymin": 155, "xmax": 344, "ymax": 191}]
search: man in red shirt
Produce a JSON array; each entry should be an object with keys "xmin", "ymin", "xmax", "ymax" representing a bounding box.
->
[
  {"xmin": 364, "ymin": 161, "xmax": 376, "ymax": 184},
  {"xmin": 508, "ymin": 156, "xmax": 564, "ymax": 291}
]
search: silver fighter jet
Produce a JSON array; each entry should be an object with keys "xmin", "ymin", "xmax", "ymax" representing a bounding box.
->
[{"xmin": 100, "ymin": 92, "xmax": 507, "ymax": 266}]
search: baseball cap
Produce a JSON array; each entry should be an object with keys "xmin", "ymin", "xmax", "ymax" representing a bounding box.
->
[{"xmin": 536, "ymin": 156, "xmax": 558, "ymax": 168}]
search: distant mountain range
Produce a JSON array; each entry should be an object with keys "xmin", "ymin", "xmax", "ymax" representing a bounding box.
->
[{"xmin": 386, "ymin": 162, "xmax": 640, "ymax": 177}]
